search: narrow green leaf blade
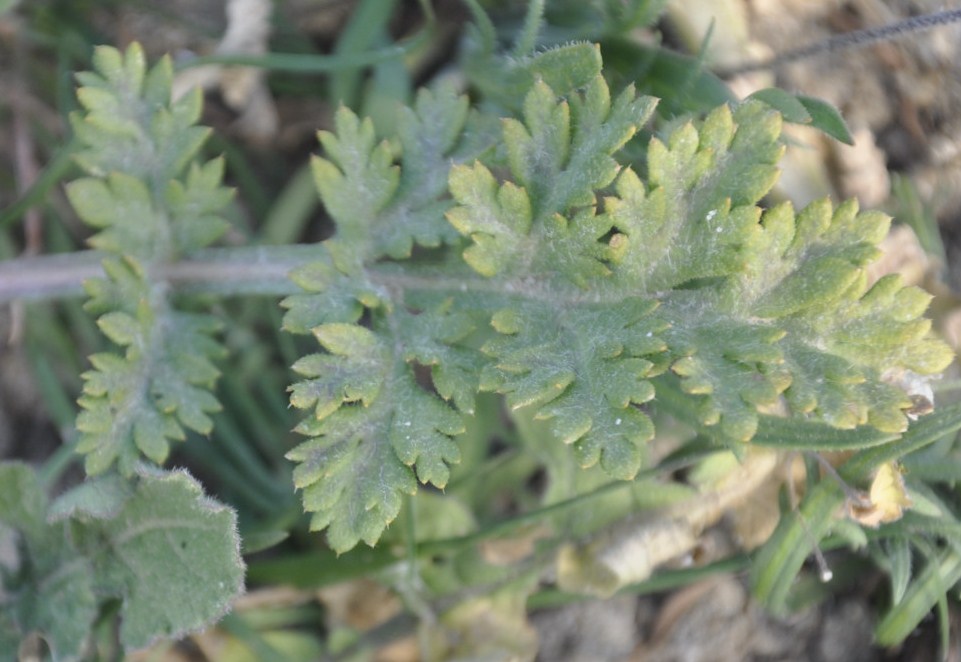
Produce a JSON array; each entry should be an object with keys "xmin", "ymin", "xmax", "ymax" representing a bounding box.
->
[
  {"xmin": 750, "ymin": 480, "xmax": 844, "ymax": 613},
  {"xmin": 750, "ymin": 415, "xmax": 899, "ymax": 450},
  {"xmin": 796, "ymin": 94, "xmax": 854, "ymax": 145},
  {"xmin": 876, "ymin": 549, "xmax": 961, "ymax": 646},
  {"xmin": 746, "ymin": 88, "xmax": 812, "ymax": 124}
]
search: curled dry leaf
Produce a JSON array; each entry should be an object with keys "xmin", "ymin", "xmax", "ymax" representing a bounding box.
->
[
  {"xmin": 172, "ymin": 0, "xmax": 278, "ymax": 143},
  {"xmin": 557, "ymin": 449, "xmax": 781, "ymax": 596},
  {"xmin": 847, "ymin": 461, "xmax": 913, "ymax": 528}
]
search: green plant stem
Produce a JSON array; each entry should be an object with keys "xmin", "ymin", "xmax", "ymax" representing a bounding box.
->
[
  {"xmin": 174, "ymin": 29, "xmax": 429, "ymax": 74},
  {"xmin": 37, "ymin": 440, "xmax": 79, "ymax": 489},
  {"xmin": 459, "ymin": 0, "xmax": 496, "ymax": 54},
  {"xmin": 329, "ymin": 0, "xmax": 399, "ymax": 106},
  {"xmin": 0, "ymin": 138, "xmax": 79, "ymax": 229},
  {"xmin": 512, "ymin": 0, "xmax": 546, "ymax": 56},
  {"xmin": 417, "ymin": 451, "xmax": 709, "ymax": 558},
  {"xmin": 0, "ymin": 246, "xmax": 317, "ymax": 302},
  {"xmin": 527, "ymin": 554, "xmax": 751, "ymax": 609},
  {"xmin": 0, "ymin": 246, "xmax": 645, "ymax": 304}
]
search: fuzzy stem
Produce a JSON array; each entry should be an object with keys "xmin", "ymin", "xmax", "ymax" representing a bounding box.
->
[
  {"xmin": 0, "ymin": 246, "xmax": 638, "ymax": 306},
  {"xmin": 0, "ymin": 246, "xmax": 319, "ymax": 302}
]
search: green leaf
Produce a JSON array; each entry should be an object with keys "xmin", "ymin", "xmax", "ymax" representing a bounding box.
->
[
  {"xmin": 694, "ymin": 192, "xmax": 951, "ymax": 435},
  {"xmin": 887, "ymin": 538, "xmax": 912, "ymax": 606},
  {"xmin": 388, "ymin": 377, "xmax": 465, "ymax": 487},
  {"xmin": 845, "ymin": 402, "xmax": 961, "ymax": 480},
  {"xmin": 796, "ymin": 94, "xmax": 854, "ymax": 145},
  {"xmin": 465, "ymin": 42, "xmax": 604, "ymax": 112},
  {"xmin": 876, "ymin": 548, "xmax": 961, "ymax": 646},
  {"xmin": 746, "ymin": 88, "xmax": 812, "ymax": 124},
  {"xmin": 72, "ymin": 45, "xmax": 208, "ymax": 184},
  {"xmin": 66, "ymin": 45, "xmax": 231, "ymax": 475},
  {"xmin": 77, "ymin": 258, "xmax": 224, "ymax": 475},
  {"xmin": 508, "ymin": 76, "xmax": 656, "ymax": 225},
  {"xmin": 165, "ymin": 158, "xmax": 232, "ymax": 252},
  {"xmin": 0, "ymin": 609, "xmax": 20, "ymax": 662},
  {"xmin": 289, "ymin": 324, "xmax": 390, "ymax": 416},
  {"xmin": 288, "ymin": 399, "xmax": 419, "ymax": 552},
  {"xmin": 71, "ymin": 467, "xmax": 244, "ymax": 650},
  {"xmin": 653, "ymin": 377, "xmax": 900, "ymax": 450},
  {"xmin": 607, "ymin": 101, "xmax": 783, "ymax": 291},
  {"xmin": 47, "ymin": 474, "xmax": 133, "ymax": 522},
  {"xmin": 737, "ymin": 199, "xmax": 887, "ymax": 317},
  {"xmin": 0, "ymin": 464, "xmax": 98, "ymax": 662},
  {"xmin": 312, "ymin": 108, "xmax": 399, "ymax": 245},
  {"xmin": 446, "ymin": 162, "xmax": 532, "ymax": 277},
  {"xmin": 281, "ymin": 245, "xmax": 384, "ymax": 333},
  {"xmin": 449, "ymin": 75, "xmax": 655, "ymax": 284},
  {"xmin": 775, "ymin": 273, "xmax": 951, "ymax": 433},
  {"xmin": 481, "ymin": 299, "xmax": 664, "ymax": 478},
  {"xmin": 312, "ymin": 81, "xmax": 475, "ymax": 260},
  {"xmin": 662, "ymin": 316, "xmax": 790, "ymax": 441},
  {"xmin": 0, "ymin": 463, "xmax": 47, "ymax": 534},
  {"xmin": 0, "ymin": 464, "xmax": 243, "ymax": 657},
  {"xmin": 751, "ymin": 415, "xmax": 899, "ymax": 451},
  {"xmin": 750, "ymin": 479, "xmax": 844, "ymax": 613},
  {"xmin": 70, "ymin": 45, "xmax": 226, "ymax": 260},
  {"xmin": 66, "ymin": 173, "xmax": 167, "ymax": 260},
  {"xmin": 394, "ymin": 299, "xmax": 485, "ymax": 415},
  {"xmin": 748, "ymin": 89, "xmax": 855, "ymax": 145},
  {"xmin": 282, "ymin": 46, "xmax": 954, "ymax": 553},
  {"xmin": 752, "ymin": 405, "xmax": 961, "ymax": 613},
  {"xmin": 287, "ymin": 302, "xmax": 481, "ymax": 552}
]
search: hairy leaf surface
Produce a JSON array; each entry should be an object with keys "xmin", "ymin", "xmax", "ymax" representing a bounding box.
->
[
  {"xmin": 76, "ymin": 258, "xmax": 225, "ymax": 475},
  {"xmin": 0, "ymin": 463, "xmax": 242, "ymax": 658},
  {"xmin": 290, "ymin": 58, "xmax": 953, "ymax": 549},
  {"xmin": 286, "ymin": 301, "xmax": 482, "ymax": 551},
  {"xmin": 312, "ymin": 81, "xmax": 476, "ymax": 260},
  {"xmin": 66, "ymin": 467, "xmax": 244, "ymax": 650},
  {"xmin": 482, "ymin": 299, "xmax": 665, "ymax": 478},
  {"xmin": 449, "ymin": 75, "xmax": 656, "ymax": 283},
  {"xmin": 67, "ymin": 45, "xmax": 231, "ymax": 474}
]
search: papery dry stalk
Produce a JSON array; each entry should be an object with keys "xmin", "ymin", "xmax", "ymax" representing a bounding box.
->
[{"xmin": 556, "ymin": 449, "xmax": 782, "ymax": 597}]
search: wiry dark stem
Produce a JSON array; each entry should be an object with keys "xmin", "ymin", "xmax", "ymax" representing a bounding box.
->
[{"xmin": 717, "ymin": 9, "xmax": 961, "ymax": 77}]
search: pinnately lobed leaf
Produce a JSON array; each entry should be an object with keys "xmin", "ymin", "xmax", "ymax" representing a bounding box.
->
[
  {"xmin": 288, "ymin": 60, "xmax": 952, "ymax": 551},
  {"xmin": 66, "ymin": 44, "xmax": 231, "ymax": 476},
  {"xmin": 312, "ymin": 80, "xmax": 475, "ymax": 261},
  {"xmin": 285, "ymin": 303, "xmax": 481, "ymax": 551},
  {"xmin": 481, "ymin": 299, "xmax": 666, "ymax": 478}
]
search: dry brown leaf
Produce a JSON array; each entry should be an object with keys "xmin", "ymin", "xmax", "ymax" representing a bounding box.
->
[
  {"xmin": 318, "ymin": 578, "xmax": 403, "ymax": 631},
  {"xmin": 847, "ymin": 461, "xmax": 913, "ymax": 528},
  {"xmin": 479, "ymin": 525, "xmax": 551, "ymax": 566},
  {"xmin": 426, "ymin": 583, "xmax": 539, "ymax": 662},
  {"xmin": 172, "ymin": 0, "xmax": 278, "ymax": 143}
]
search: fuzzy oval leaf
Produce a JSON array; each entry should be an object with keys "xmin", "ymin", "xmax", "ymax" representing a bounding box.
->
[{"xmin": 72, "ymin": 467, "xmax": 244, "ymax": 650}]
